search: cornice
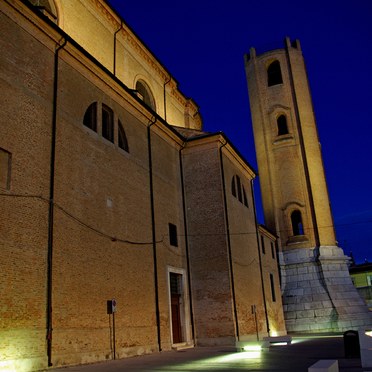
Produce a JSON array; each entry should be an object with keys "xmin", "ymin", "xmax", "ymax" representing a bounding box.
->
[
  {"xmin": 90, "ymin": 0, "xmax": 191, "ymax": 109},
  {"xmin": 90, "ymin": 0, "xmax": 119, "ymax": 28},
  {"xmin": 122, "ymin": 30, "xmax": 168, "ymax": 82}
]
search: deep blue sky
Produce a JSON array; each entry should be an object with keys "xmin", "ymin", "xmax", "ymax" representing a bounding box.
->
[{"xmin": 109, "ymin": 0, "xmax": 372, "ymax": 263}]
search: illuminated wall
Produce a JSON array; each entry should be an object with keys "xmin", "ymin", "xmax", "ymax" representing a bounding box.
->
[
  {"xmin": 57, "ymin": 0, "xmax": 202, "ymax": 130},
  {"xmin": 0, "ymin": 1, "xmax": 287, "ymax": 370}
]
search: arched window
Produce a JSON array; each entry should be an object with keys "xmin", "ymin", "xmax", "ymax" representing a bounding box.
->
[
  {"xmin": 277, "ymin": 114, "xmax": 288, "ymax": 135},
  {"xmin": 136, "ymin": 80, "xmax": 156, "ymax": 111},
  {"xmin": 291, "ymin": 210, "xmax": 304, "ymax": 236},
  {"xmin": 83, "ymin": 103, "xmax": 130, "ymax": 153},
  {"xmin": 28, "ymin": 0, "xmax": 58, "ymax": 21},
  {"xmin": 102, "ymin": 104, "xmax": 114, "ymax": 143},
  {"xmin": 118, "ymin": 120, "xmax": 129, "ymax": 152},
  {"xmin": 267, "ymin": 60, "xmax": 283, "ymax": 87},
  {"xmin": 83, "ymin": 102, "xmax": 97, "ymax": 132}
]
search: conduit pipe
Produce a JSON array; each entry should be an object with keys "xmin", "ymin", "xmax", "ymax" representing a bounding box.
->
[
  {"xmin": 47, "ymin": 37, "xmax": 67, "ymax": 367},
  {"xmin": 147, "ymin": 116, "xmax": 162, "ymax": 351},
  {"xmin": 113, "ymin": 21, "xmax": 123, "ymax": 76},
  {"xmin": 163, "ymin": 75, "xmax": 171, "ymax": 122}
]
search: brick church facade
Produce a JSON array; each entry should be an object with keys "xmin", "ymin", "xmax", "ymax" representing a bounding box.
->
[{"xmin": 0, "ymin": 1, "xmax": 284, "ymax": 370}]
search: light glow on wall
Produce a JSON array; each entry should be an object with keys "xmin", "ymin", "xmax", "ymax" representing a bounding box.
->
[
  {"xmin": 0, "ymin": 360, "xmax": 17, "ymax": 372},
  {"xmin": 0, "ymin": 359, "xmax": 32, "ymax": 372}
]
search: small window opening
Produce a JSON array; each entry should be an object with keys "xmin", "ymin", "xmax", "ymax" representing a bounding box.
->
[
  {"xmin": 242, "ymin": 187, "xmax": 248, "ymax": 207},
  {"xmin": 169, "ymin": 223, "xmax": 178, "ymax": 247},
  {"xmin": 231, "ymin": 177, "xmax": 237, "ymax": 197},
  {"xmin": 231, "ymin": 175, "xmax": 249, "ymax": 208},
  {"xmin": 236, "ymin": 175, "xmax": 242, "ymax": 202},
  {"xmin": 270, "ymin": 273, "xmax": 276, "ymax": 302},
  {"xmin": 118, "ymin": 120, "xmax": 129, "ymax": 152},
  {"xmin": 261, "ymin": 235, "xmax": 265, "ymax": 254},
  {"xmin": 0, "ymin": 148, "xmax": 11, "ymax": 190},
  {"xmin": 271, "ymin": 242, "xmax": 275, "ymax": 259},
  {"xmin": 102, "ymin": 104, "xmax": 114, "ymax": 143},
  {"xmin": 83, "ymin": 102, "xmax": 97, "ymax": 132},
  {"xmin": 277, "ymin": 115, "xmax": 288, "ymax": 135},
  {"xmin": 267, "ymin": 60, "xmax": 283, "ymax": 87},
  {"xmin": 291, "ymin": 210, "xmax": 304, "ymax": 236}
]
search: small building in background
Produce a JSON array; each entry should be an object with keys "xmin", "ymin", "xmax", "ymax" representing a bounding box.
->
[{"xmin": 349, "ymin": 262, "xmax": 372, "ymax": 311}]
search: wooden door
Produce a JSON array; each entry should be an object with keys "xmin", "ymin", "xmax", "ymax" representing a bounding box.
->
[
  {"xmin": 171, "ymin": 293, "xmax": 182, "ymax": 343},
  {"xmin": 170, "ymin": 273, "xmax": 183, "ymax": 344}
]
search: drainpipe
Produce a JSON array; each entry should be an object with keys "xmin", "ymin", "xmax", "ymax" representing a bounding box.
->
[
  {"xmin": 163, "ymin": 75, "xmax": 171, "ymax": 122},
  {"xmin": 179, "ymin": 145, "xmax": 195, "ymax": 343},
  {"xmin": 219, "ymin": 141, "xmax": 240, "ymax": 341},
  {"xmin": 47, "ymin": 37, "xmax": 67, "ymax": 367},
  {"xmin": 147, "ymin": 116, "xmax": 161, "ymax": 351},
  {"xmin": 113, "ymin": 21, "xmax": 123, "ymax": 76},
  {"xmin": 250, "ymin": 179, "xmax": 270, "ymax": 337}
]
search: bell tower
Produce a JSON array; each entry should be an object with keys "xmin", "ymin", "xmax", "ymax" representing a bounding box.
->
[{"xmin": 245, "ymin": 38, "xmax": 371, "ymax": 333}]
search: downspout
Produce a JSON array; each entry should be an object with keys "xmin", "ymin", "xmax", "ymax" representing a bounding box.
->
[
  {"xmin": 147, "ymin": 116, "xmax": 161, "ymax": 351},
  {"xmin": 47, "ymin": 37, "xmax": 67, "ymax": 367},
  {"xmin": 179, "ymin": 145, "xmax": 195, "ymax": 343},
  {"xmin": 250, "ymin": 179, "xmax": 270, "ymax": 337},
  {"xmin": 113, "ymin": 21, "xmax": 123, "ymax": 76},
  {"xmin": 219, "ymin": 141, "xmax": 240, "ymax": 341},
  {"xmin": 163, "ymin": 75, "xmax": 171, "ymax": 122}
]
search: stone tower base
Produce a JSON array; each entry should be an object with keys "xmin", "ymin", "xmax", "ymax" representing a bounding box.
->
[{"xmin": 279, "ymin": 246, "xmax": 372, "ymax": 333}]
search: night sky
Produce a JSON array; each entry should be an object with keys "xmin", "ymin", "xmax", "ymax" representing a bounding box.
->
[{"xmin": 109, "ymin": 0, "xmax": 372, "ymax": 263}]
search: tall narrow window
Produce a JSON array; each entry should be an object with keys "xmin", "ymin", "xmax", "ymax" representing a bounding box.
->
[
  {"xmin": 236, "ymin": 175, "xmax": 242, "ymax": 202},
  {"xmin": 270, "ymin": 273, "xmax": 276, "ymax": 302},
  {"xmin": 231, "ymin": 176, "xmax": 237, "ymax": 197},
  {"xmin": 83, "ymin": 102, "xmax": 97, "ymax": 132},
  {"xmin": 291, "ymin": 210, "xmax": 304, "ymax": 236},
  {"xmin": 267, "ymin": 60, "xmax": 283, "ymax": 86},
  {"xmin": 261, "ymin": 235, "xmax": 265, "ymax": 254},
  {"xmin": 102, "ymin": 104, "xmax": 114, "ymax": 143},
  {"xmin": 118, "ymin": 120, "xmax": 129, "ymax": 152},
  {"xmin": 136, "ymin": 80, "xmax": 156, "ymax": 111},
  {"xmin": 0, "ymin": 148, "xmax": 11, "ymax": 190},
  {"xmin": 271, "ymin": 242, "xmax": 275, "ymax": 259},
  {"xmin": 169, "ymin": 223, "xmax": 178, "ymax": 247},
  {"xmin": 277, "ymin": 114, "xmax": 288, "ymax": 135},
  {"xmin": 231, "ymin": 175, "xmax": 249, "ymax": 208},
  {"xmin": 242, "ymin": 187, "xmax": 248, "ymax": 207}
]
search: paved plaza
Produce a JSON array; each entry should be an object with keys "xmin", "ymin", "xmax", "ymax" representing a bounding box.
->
[{"xmin": 47, "ymin": 335, "xmax": 371, "ymax": 372}]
